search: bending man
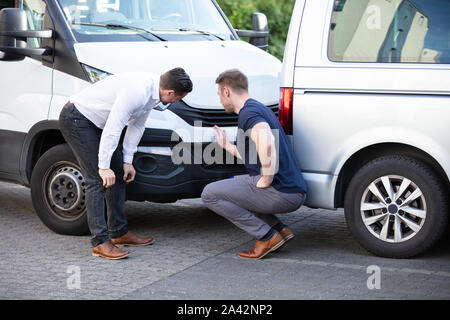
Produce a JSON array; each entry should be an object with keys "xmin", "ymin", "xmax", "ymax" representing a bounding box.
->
[{"xmin": 60, "ymin": 68, "xmax": 193, "ymax": 260}]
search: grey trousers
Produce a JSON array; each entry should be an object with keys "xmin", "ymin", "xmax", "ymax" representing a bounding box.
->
[{"xmin": 201, "ymin": 175, "xmax": 306, "ymax": 239}]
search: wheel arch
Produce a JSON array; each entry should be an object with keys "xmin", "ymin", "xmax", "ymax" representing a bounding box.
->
[
  {"xmin": 334, "ymin": 143, "xmax": 450, "ymax": 208},
  {"xmin": 20, "ymin": 120, "xmax": 66, "ymax": 186}
]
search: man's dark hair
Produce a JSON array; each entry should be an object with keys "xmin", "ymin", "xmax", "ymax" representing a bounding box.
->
[
  {"xmin": 215, "ymin": 69, "xmax": 248, "ymax": 93},
  {"xmin": 160, "ymin": 67, "xmax": 193, "ymax": 95}
]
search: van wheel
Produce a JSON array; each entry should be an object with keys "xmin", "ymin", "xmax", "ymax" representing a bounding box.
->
[
  {"xmin": 31, "ymin": 144, "xmax": 89, "ymax": 235},
  {"xmin": 344, "ymin": 156, "xmax": 448, "ymax": 258}
]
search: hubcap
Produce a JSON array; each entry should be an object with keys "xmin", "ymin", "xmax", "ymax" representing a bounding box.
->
[
  {"xmin": 46, "ymin": 164, "xmax": 86, "ymax": 221},
  {"xmin": 388, "ymin": 204, "xmax": 398, "ymax": 214},
  {"xmin": 360, "ymin": 175, "xmax": 427, "ymax": 243}
]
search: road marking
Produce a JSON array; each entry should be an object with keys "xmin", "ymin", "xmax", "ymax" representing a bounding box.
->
[{"xmin": 242, "ymin": 257, "xmax": 450, "ymax": 278}]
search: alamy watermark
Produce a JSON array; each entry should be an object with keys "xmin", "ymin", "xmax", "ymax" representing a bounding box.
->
[
  {"xmin": 366, "ymin": 265, "xmax": 381, "ymax": 290},
  {"xmin": 66, "ymin": 265, "xmax": 81, "ymax": 290},
  {"xmin": 169, "ymin": 121, "xmax": 280, "ymax": 175}
]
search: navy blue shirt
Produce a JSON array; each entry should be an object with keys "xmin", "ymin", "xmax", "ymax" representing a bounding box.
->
[{"xmin": 237, "ymin": 98, "xmax": 307, "ymax": 194}]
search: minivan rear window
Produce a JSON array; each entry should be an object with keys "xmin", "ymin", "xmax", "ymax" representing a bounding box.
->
[{"xmin": 328, "ymin": 0, "xmax": 450, "ymax": 64}]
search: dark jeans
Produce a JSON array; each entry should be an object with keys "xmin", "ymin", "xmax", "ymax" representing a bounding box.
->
[{"xmin": 59, "ymin": 102, "xmax": 128, "ymax": 247}]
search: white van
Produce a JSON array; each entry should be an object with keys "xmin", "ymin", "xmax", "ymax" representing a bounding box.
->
[
  {"xmin": 0, "ymin": 0, "xmax": 281, "ymax": 235},
  {"xmin": 280, "ymin": 0, "xmax": 450, "ymax": 258}
]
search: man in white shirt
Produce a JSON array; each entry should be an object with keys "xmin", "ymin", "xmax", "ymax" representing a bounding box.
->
[{"xmin": 59, "ymin": 68, "xmax": 193, "ymax": 260}]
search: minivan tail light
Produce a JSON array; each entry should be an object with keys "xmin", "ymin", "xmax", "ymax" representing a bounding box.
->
[{"xmin": 279, "ymin": 88, "xmax": 293, "ymax": 135}]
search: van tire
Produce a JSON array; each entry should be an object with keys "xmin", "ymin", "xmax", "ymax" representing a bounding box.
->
[
  {"xmin": 30, "ymin": 144, "xmax": 89, "ymax": 236},
  {"xmin": 344, "ymin": 156, "xmax": 448, "ymax": 258}
]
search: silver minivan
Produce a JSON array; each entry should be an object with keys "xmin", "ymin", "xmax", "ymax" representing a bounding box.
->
[{"xmin": 280, "ymin": 0, "xmax": 449, "ymax": 258}]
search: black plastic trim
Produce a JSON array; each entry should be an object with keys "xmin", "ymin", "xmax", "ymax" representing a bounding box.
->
[
  {"xmin": 127, "ymin": 152, "xmax": 246, "ymax": 202},
  {"xmin": 168, "ymin": 100, "xmax": 279, "ymax": 127},
  {"xmin": 42, "ymin": 0, "xmax": 86, "ymax": 80},
  {"xmin": 0, "ymin": 1, "xmax": 15, "ymax": 11},
  {"xmin": 19, "ymin": 119, "xmax": 60, "ymax": 186},
  {"xmin": 139, "ymin": 128, "xmax": 180, "ymax": 147},
  {"xmin": 0, "ymin": 129, "xmax": 27, "ymax": 182},
  {"xmin": 19, "ymin": 121, "xmax": 246, "ymax": 201},
  {"xmin": 0, "ymin": 171, "xmax": 22, "ymax": 183},
  {"xmin": 235, "ymin": 30, "xmax": 268, "ymax": 38}
]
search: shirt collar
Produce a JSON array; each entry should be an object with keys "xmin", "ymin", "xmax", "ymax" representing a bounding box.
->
[{"xmin": 152, "ymin": 74, "xmax": 161, "ymax": 102}]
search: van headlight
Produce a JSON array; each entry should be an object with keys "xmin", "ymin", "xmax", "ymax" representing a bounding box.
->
[{"xmin": 81, "ymin": 64, "xmax": 112, "ymax": 83}]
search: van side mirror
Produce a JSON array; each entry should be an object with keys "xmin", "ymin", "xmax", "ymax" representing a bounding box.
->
[
  {"xmin": 236, "ymin": 12, "xmax": 269, "ymax": 51},
  {"xmin": 0, "ymin": 8, "xmax": 53, "ymax": 61}
]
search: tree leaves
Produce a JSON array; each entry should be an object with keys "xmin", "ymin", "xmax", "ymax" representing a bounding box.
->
[{"xmin": 216, "ymin": 0, "xmax": 295, "ymax": 60}]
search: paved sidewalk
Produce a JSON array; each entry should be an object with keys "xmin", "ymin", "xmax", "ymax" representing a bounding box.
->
[{"xmin": 0, "ymin": 181, "xmax": 449, "ymax": 300}]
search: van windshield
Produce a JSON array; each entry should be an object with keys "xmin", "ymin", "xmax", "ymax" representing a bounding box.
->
[{"xmin": 57, "ymin": 0, "xmax": 235, "ymax": 42}]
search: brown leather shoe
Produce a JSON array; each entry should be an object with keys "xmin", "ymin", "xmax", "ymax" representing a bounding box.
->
[
  {"xmin": 111, "ymin": 231, "xmax": 154, "ymax": 247},
  {"xmin": 92, "ymin": 240, "xmax": 130, "ymax": 260},
  {"xmin": 238, "ymin": 233, "xmax": 285, "ymax": 260},
  {"xmin": 280, "ymin": 227, "xmax": 295, "ymax": 242}
]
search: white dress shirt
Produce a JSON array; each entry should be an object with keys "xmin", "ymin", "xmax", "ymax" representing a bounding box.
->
[{"xmin": 69, "ymin": 72, "xmax": 160, "ymax": 169}]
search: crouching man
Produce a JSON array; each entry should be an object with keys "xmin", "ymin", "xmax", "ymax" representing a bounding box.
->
[{"xmin": 201, "ymin": 69, "xmax": 307, "ymax": 259}]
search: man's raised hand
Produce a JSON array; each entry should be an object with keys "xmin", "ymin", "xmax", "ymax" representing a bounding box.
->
[{"xmin": 213, "ymin": 125, "xmax": 229, "ymax": 149}]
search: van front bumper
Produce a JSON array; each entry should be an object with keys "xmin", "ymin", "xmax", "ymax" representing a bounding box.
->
[{"xmin": 125, "ymin": 148, "xmax": 246, "ymax": 203}]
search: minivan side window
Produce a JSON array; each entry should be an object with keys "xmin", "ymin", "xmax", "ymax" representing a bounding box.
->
[
  {"xmin": 0, "ymin": 0, "xmax": 15, "ymax": 10},
  {"xmin": 18, "ymin": 0, "xmax": 46, "ymax": 48},
  {"xmin": 328, "ymin": 0, "xmax": 450, "ymax": 64}
]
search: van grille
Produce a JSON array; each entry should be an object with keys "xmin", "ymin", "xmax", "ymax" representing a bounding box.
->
[{"xmin": 167, "ymin": 100, "xmax": 279, "ymax": 127}]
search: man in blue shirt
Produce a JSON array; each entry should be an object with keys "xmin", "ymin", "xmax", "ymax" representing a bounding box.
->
[{"xmin": 201, "ymin": 69, "xmax": 307, "ymax": 259}]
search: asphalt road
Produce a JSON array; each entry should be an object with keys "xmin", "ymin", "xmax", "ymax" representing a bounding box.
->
[{"xmin": 0, "ymin": 181, "xmax": 449, "ymax": 300}]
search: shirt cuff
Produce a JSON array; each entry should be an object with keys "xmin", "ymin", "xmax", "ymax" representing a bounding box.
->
[
  {"xmin": 123, "ymin": 152, "xmax": 134, "ymax": 164},
  {"xmin": 98, "ymin": 158, "xmax": 111, "ymax": 170}
]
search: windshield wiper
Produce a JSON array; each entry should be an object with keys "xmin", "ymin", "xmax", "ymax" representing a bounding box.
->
[
  {"xmin": 179, "ymin": 28, "xmax": 224, "ymax": 41},
  {"xmin": 72, "ymin": 22, "xmax": 167, "ymax": 41},
  {"xmin": 153, "ymin": 28, "xmax": 224, "ymax": 41}
]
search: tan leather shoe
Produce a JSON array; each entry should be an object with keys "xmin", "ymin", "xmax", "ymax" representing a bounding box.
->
[
  {"xmin": 238, "ymin": 233, "xmax": 285, "ymax": 260},
  {"xmin": 111, "ymin": 231, "xmax": 154, "ymax": 247},
  {"xmin": 92, "ymin": 240, "xmax": 130, "ymax": 260},
  {"xmin": 280, "ymin": 227, "xmax": 295, "ymax": 242}
]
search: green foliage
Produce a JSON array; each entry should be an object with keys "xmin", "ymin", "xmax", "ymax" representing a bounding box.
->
[{"xmin": 216, "ymin": 0, "xmax": 295, "ymax": 60}]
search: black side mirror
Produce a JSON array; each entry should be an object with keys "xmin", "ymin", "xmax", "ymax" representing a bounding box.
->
[
  {"xmin": 236, "ymin": 12, "xmax": 269, "ymax": 51},
  {"xmin": 249, "ymin": 13, "xmax": 268, "ymax": 51},
  {"xmin": 0, "ymin": 8, "xmax": 53, "ymax": 61}
]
